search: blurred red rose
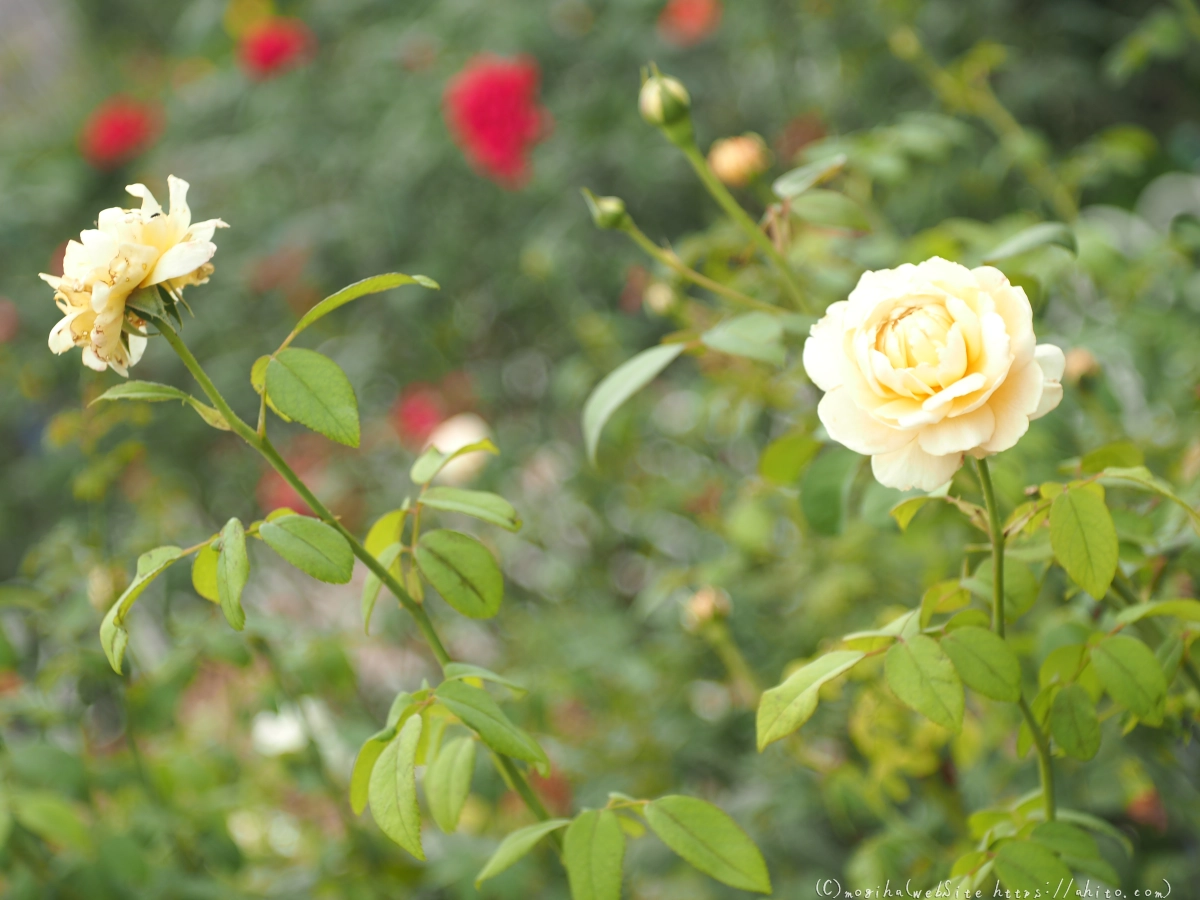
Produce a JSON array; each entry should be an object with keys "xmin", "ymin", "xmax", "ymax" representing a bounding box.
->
[
  {"xmin": 444, "ymin": 55, "xmax": 550, "ymax": 188},
  {"xmin": 657, "ymin": 0, "xmax": 722, "ymax": 47},
  {"xmin": 0, "ymin": 300, "xmax": 19, "ymax": 344},
  {"xmin": 240, "ymin": 17, "xmax": 314, "ymax": 80},
  {"xmin": 79, "ymin": 97, "xmax": 161, "ymax": 170},
  {"xmin": 393, "ymin": 386, "xmax": 445, "ymax": 447}
]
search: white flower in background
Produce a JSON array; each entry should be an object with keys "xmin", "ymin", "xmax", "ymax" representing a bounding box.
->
[
  {"xmin": 803, "ymin": 257, "xmax": 1064, "ymax": 491},
  {"xmin": 251, "ymin": 705, "xmax": 307, "ymax": 756},
  {"xmin": 39, "ymin": 175, "xmax": 227, "ymax": 375},
  {"xmin": 426, "ymin": 412, "xmax": 493, "ymax": 485}
]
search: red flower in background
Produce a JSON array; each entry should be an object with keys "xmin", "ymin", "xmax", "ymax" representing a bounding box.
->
[
  {"xmin": 393, "ymin": 386, "xmax": 445, "ymax": 448},
  {"xmin": 240, "ymin": 17, "xmax": 314, "ymax": 80},
  {"xmin": 657, "ymin": 0, "xmax": 722, "ymax": 47},
  {"xmin": 79, "ymin": 97, "xmax": 160, "ymax": 170},
  {"xmin": 444, "ymin": 55, "xmax": 549, "ymax": 188}
]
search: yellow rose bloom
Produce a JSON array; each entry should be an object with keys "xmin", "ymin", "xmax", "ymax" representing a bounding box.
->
[{"xmin": 39, "ymin": 176, "xmax": 227, "ymax": 376}]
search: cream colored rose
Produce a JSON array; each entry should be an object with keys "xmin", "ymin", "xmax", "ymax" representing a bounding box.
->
[
  {"xmin": 803, "ymin": 257, "xmax": 1064, "ymax": 491},
  {"xmin": 39, "ymin": 176, "xmax": 227, "ymax": 376}
]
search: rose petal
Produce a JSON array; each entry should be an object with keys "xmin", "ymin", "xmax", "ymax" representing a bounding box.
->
[
  {"xmin": 125, "ymin": 183, "xmax": 163, "ymax": 215},
  {"xmin": 917, "ymin": 404, "xmax": 996, "ymax": 456},
  {"xmin": 871, "ymin": 438, "xmax": 963, "ymax": 491},
  {"xmin": 144, "ymin": 240, "xmax": 217, "ymax": 286},
  {"xmin": 980, "ymin": 359, "xmax": 1043, "ymax": 453},
  {"xmin": 803, "ymin": 301, "xmax": 849, "ymax": 392},
  {"xmin": 818, "ymin": 387, "xmax": 912, "ymax": 456}
]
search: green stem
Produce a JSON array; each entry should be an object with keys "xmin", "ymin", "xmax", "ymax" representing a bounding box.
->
[
  {"xmin": 975, "ymin": 458, "xmax": 1006, "ymax": 637},
  {"xmin": 678, "ymin": 142, "xmax": 810, "ymax": 311},
  {"xmin": 622, "ymin": 222, "xmax": 780, "ymax": 314},
  {"xmin": 701, "ymin": 621, "xmax": 760, "ymax": 706},
  {"xmin": 152, "ymin": 315, "xmax": 557, "ymax": 833},
  {"xmin": 976, "ymin": 457, "xmax": 1055, "ymax": 821},
  {"xmin": 1017, "ymin": 696, "xmax": 1057, "ymax": 822}
]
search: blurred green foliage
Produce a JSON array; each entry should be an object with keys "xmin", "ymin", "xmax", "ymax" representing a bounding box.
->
[{"xmin": 2, "ymin": 0, "xmax": 1200, "ymax": 897}]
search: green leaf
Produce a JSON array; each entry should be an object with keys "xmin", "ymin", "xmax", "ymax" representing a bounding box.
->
[
  {"xmin": 442, "ymin": 662, "xmax": 526, "ymax": 695},
  {"xmin": 362, "ymin": 543, "xmax": 402, "ymax": 635},
  {"xmin": 92, "ymin": 380, "xmax": 229, "ymax": 430},
  {"xmin": 772, "ymin": 153, "xmax": 847, "ymax": 199},
  {"xmin": 100, "ymin": 545, "xmax": 183, "ymax": 674},
  {"xmin": 191, "ymin": 540, "xmax": 220, "ymax": 603},
  {"xmin": 582, "ymin": 343, "xmax": 686, "ymax": 463},
  {"xmin": 364, "ymin": 507, "xmax": 408, "ymax": 557},
  {"xmin": 1098, "ymin": 466, "xmax": 1200, "ymax": 536},
  {"xmin": 801, "ymin": 445, "xmax": 859, "ymax": 536},
  {"xmin": 410, "ymin": 439, "xmax": 500, "ymax": 485},
  {"xmin": 1056, "ymin": 809, "xmax": 1134, "ymax": 857},
  {"xmin": 260, "ymin": 515, "xmax": 354, "ymax": 584},
  {"xmin": 890, "ymin": 495, "xmax": 936, "ymax": 531},
  {"xmin": 217, "ymin": 518, "xmax": 249, "ymax": 631},
  {"xmin": 1031, "ymin": 822, "xmax": 1098, "ymax": 860},
  {"xmin": 367, "ymin": 714, "xmax": 424, "ymax": 859},
  {"xmin": 1049, "ymin": 683, "xmax": 1101, "ymax": 760},
  {"xmin": 289, "ymin": 273, "xmax": 438, "ymax": 339},
  {"xmin": 756, "ymin": 650, "xmax": 865, "ymax": 750},
  {"xmin": 1080, "ymin": 441, "xmax": 1143, "ymax": 474},
  {"xmin": 919, "ymin": 580, "xmax": 970, "ymax": 628},
  {"xmin": 758, "ymin": 430, "xmax": 820, "ymax": 485},
  {"xmin": 1115, "ymin": 598, "xmax": 1200, "ymax": 625},
  {"xmin": 884, "ymin": 635, "xmax": 964, "ymax": 731},
  {"xmin": 435, "ymin": 679, "xmax": 548, "ymax": 768},
  {"xmin": 940, "ymin": 626, "xmax": 1021, "ymax": 703},
  {"xmin": 1050, "ymin": 489, "xmax": 1118, "ymax": 598},
  {"xmin": 700, "ymin": 313, "xmax": 785, "ymax": 366},
  {"xmin": 474, "ymin": 818, "xmax": 571, "ymax": 886},
  {"xmin": 10, "ymin": 790, "xmax": 91, "ymax": 853},
  {"xmin": 1090, "ymin": 635, "xmax": 1167, "ymax": 721},
  {"xmin": 415, "ymin": 529, "xmax": 503, "ymax": 619},
  {"xmin": 564, "ymin": 809, "xmax": 626, "ymax": 900},
  {"xmin": 993, "ymin": 840, "xmax": 1074, "ymax": 896},
  {"xmin": 350, "ymin": 727, "xmax": 396, "ymax": 816},
  {"xmin": 789, "ymin": 189, "xmax": 870, "ymax": 230},
  {"xmin": 425, "ymin": 735, "xmax": 476, "ymax": 833},
  {"xmin": 643, "ymin": 795, "xmax": 771, "ymax": 894},
  {"xmin": 265, "ymin": 348, "xmax": 360, "ymax": 447},
  {"xmin": 421, "ymin": 487, "xmax": 522, "ymax": 531},
  {"xmin": 983, "ymin": 222, "xmax": 1077, "ymax": 262}
]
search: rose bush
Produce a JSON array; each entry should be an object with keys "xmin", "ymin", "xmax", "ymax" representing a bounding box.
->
[{"xmin": 803, "ymin": 257, "xmax": 1065, "ymax": 490}]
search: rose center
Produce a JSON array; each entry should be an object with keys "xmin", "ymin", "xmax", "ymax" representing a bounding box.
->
[{"xmin": 876, "ymin": 303, "xmax": 955, "ymax": 370}]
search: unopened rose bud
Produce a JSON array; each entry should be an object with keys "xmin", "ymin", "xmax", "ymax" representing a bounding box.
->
[
  {"xmin": 681, "ymin": 586, "xmax": 731, "ymax": 632},
  {"xmin": 1063, "ymin": 347, "xmax": 1100, "ymax": 384},
  {"xmin": 639, "ymin": 73, "xmax": 692, "ymax": 143},
  {"xmin": 581, "ymin": 189, "xmax": 630, "ymax": 230},
  {"xmin": 707, "ymin": 134, "xmax": 771, "ymax": 187}
]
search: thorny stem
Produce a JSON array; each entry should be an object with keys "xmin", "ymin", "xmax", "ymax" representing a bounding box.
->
[
  {"xmin": 151, "ymin": 314, "xmax": 558, "ymax": 841},
  {"xmin": 976, "ymin": 458, "xmax": 1056, "ymax": 822},
  {"xmin": 620, "ymin": 221, "xmax": 781, "ymax": 315},
  {"xmin": 678, "ymin": 142, "xmax": 811, "ymax": 312},
  {"xmin": 975, "ymin": 458, "xmax": 1006, "ymax": 638}
]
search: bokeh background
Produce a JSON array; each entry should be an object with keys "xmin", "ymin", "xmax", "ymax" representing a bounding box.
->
[{"xmin": 2, "ymin": 0, "xmax": 1200, "ymax": 897}]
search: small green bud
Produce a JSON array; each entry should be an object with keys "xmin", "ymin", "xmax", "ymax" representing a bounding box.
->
[
  {"xmin": 581, "ymin": 189, "xmax": 630, "ymax": 230},
  {"xmin": 638, "ymin": 74, "xmax": 691, "ymax": 131}
]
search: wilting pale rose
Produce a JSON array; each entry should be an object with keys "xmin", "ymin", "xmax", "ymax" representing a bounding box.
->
[
  {"xmin": 803, "ymin": 257, "xmax": 1064, "ymax": 491},
  {"xmin": 39, "ymin": 176, "xmax": 227, "ymax": 375}
]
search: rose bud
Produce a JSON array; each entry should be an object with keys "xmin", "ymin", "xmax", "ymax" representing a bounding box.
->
[
  {"xmin": 639, "ymin": 73, "xmax": 692, "ymax": 143},
  {"xmin": 707, "ymin": 134, "xmax": 771, "ymax": 187}
]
